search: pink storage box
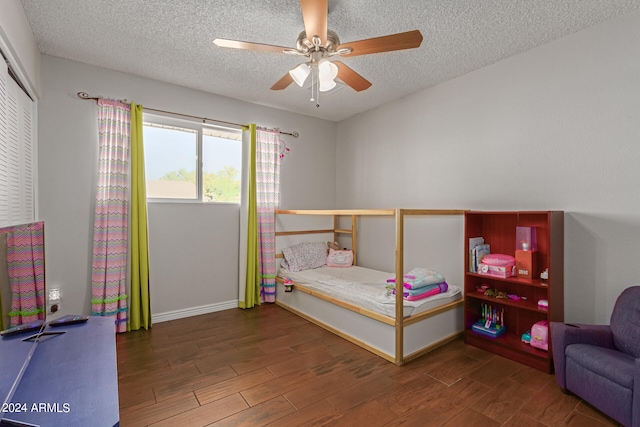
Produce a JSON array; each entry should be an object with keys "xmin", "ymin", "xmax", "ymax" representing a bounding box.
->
[
  {"xmin": 477, "ymin": 263, "xmax": 515, "ymax": 278},
  {"xmin": 530, "ymin": 320, "xmax": 549, "ymax": 351},
  {"xmin": 482, "ymin": 254, "xmax": 516, "ymax": 267}
]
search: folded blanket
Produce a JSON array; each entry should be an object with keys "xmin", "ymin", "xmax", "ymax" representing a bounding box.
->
[
  {"xmin": 386, "ymin": 282, "xmax": 438, "ymax": 296},
  {"xmin": 405, "ymin": 282, "xmax": 448, "ymax": 301},
  {"xmin": 386, "ymin": 281, "xmax": 448, "ymax": 301},
  {"xmin": 405, "ymin": 283, "xmax": 442, "ymax": 297},
  {"xmin": 386, "ymin": 267, "xmax": 445, "ymax": 290}
]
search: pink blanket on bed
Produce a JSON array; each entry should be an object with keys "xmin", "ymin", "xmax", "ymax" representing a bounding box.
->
[{"xmin": 391, "ymin": 282, "xmax": 449, "ymax": 301}]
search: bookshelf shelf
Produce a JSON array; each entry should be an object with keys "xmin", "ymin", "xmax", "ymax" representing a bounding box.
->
[
  {"xmin": 464, "ymin": 211, "xmax": 564, "ymax": 373},
  {"xmin": 466, "ymin": 272, "xmax": 550, "ymax": 289},
  {"xmin": 465, "ymin": 293, "xmax": 547, "ymax": 314}
]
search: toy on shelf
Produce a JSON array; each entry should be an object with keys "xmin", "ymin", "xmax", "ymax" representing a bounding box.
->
[
  {"xmin": 479, "ymin": 286, "xmax": 525, "ymax": 303},
  {"xmin": 516, "ymin": 226, "xmax": 537, "ymax": 252},
  {"xmin": 471, "ymin": 303, "xmax": 505, "ymax": 338},
  {"xmin": 476, "ymin": 284, "xmax": 490, "ymax": 293},
  {"xmin": 530, "ymin": 320, "xmax": 549, "ymax": 351},
  {"xmin": 540, "ymin": 268, "xmax": 549, "ymax": 280},
  {"xmin": 515, "ymin": 226, "xmax": 537, "ymax": 278}
]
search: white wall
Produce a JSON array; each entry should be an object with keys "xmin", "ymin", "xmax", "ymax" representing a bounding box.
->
[
  {"xmin": 336, "ymin": 10, "xmax": 640, "ymax": 324},
  {"xmin": 38, "ymin": 55, "xmax": 336, "ymax": 320}
]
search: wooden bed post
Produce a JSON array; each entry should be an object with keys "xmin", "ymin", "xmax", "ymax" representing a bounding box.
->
[
  {"xmin": 395, "ymin": 209, "xmax": 405, "ymax": 366},
  {"xmin": 333, "ymin": 214, "xmax": 338, "ymax": 248},
  {"xmin": 351, "ymin": 215, "xmax": 357, "ymax": 266}
]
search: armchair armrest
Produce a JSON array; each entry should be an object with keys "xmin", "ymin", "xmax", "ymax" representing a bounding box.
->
[{"xmin": 550, "ymin": 322, "xmax": 615, "ymax": 390}]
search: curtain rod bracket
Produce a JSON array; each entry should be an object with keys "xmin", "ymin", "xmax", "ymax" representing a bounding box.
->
[{"xmin": 77, "ymin": 91, "xmax": 94, "ymax": 100}]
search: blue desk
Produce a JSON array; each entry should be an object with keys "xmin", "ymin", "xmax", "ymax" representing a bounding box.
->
[{"xmin": 1, "ymin": 317, "xmax": 119, "ymax": 427}]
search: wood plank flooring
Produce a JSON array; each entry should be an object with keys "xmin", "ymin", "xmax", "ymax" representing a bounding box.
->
[{"xmin": 117, "ymin": 305, "xmax": 620, "ymax": 426}]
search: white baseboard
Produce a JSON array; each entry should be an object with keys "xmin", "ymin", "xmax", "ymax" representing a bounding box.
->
[{"xmin": 152, "ymin": 300, "xmax": 239, "ymax": 323}]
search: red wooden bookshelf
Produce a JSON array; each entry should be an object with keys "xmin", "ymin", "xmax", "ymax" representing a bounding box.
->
[{"xmin": 464, "ymin": 211, "xmax": 564, "ymax": 373}]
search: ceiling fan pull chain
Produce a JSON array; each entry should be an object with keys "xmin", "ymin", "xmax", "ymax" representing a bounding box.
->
[
  {"xmin": 310, "ymin": 68, "xmax": 315, "ymax": 103},
  {"xmin": 317, "ymin": 65, "xmax": 321, "ymax": 107}
]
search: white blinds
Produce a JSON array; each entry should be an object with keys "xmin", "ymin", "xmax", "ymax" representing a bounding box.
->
[{"xmin": 0, "ymin": 60, "xmax": 35, "ymax": 227}]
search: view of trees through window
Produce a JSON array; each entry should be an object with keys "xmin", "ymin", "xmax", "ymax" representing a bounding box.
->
[
  {"xmin": 143, "ymin": 120, "xmax": 241, "ymax": 203},
  {"xmin": 159, "ymin": 165, "xmax": 240, "ymax": 202}
]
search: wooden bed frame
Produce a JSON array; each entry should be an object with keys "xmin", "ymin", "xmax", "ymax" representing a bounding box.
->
[{"xmin": 274, "ymin": 209, "xmax": 465, "ymax": 366}]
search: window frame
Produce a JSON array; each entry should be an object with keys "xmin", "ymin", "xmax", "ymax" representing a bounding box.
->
[{"xmin": 142, "ymin": 113, "xmax": 242, "ymax": 204}]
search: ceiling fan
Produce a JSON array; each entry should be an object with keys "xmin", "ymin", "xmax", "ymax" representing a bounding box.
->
[{"xmin": 213, "ymin": 0, "xmax": 423, "ymax": 107}]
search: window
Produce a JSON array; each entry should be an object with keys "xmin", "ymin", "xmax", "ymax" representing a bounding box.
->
[
  {"xmin": 143, "ymin": 115, "xmax": 242, "ymax": 203},
  {"xmin": 0, "ymin": 60, "xmax": 35, "ymax": 227}
]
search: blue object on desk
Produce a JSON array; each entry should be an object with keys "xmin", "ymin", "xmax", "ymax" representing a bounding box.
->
[{"xmin": 0, "ymin": 317, "xmax": 119, "ymax": 427}]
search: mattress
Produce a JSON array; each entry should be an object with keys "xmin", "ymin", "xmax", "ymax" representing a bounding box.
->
[{"xmin": 278, "ymin": 265, "xmax": 461, "ymax": 318}]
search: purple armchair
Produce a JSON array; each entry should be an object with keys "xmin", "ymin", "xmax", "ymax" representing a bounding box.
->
[{"xmin": 551, "ymin": 286, "xmax": 640, "ymax": 427}]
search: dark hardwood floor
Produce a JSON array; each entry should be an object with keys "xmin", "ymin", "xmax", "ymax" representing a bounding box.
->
[{"xmin": 117, "ymin": 305, "xmax": 619, "ymax": 426}]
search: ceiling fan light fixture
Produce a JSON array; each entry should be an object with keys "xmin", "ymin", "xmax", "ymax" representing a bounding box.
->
[
  {"xmin": 319, "ymin": 78, "xmax": 336, "ymax": 92},
  {"xmin": 289, "ymin": 63, "xmax": 311, "ymax": 86},
  {"xmin": 318, "ymin": 58, "xmax": 338, "ymax": 80},
  {"xmin": 317, "ymin": 58, "xmax": 338, "ymax": 92}
]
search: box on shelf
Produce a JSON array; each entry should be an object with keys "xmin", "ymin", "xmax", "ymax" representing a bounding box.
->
[
  {"xmin": 515, "ymin": 249, "xmax": 536, "ymax": 278},
  {"xmin": 477, "ymin": 263, "xmax": 515, "ymax": 278}
]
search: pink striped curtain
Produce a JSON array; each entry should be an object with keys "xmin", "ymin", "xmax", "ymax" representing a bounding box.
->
[
  {"xmin": 6, "ymin": 222, "xmax": 45, "ymax": 327},
  {"xmin": 256, "ymin": 128, "xmax": 282, "ymax": 303},
  {"xmin": 91, "ymin": 99, "xmax": 130, "ymax": 333}
]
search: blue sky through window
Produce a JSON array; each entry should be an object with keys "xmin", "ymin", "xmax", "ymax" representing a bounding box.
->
[{"xmin": 143, "ymin": 125, "xmax": 241, "ymax": 180}]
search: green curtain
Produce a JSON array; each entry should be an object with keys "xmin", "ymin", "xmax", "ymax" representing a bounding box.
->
[
  {"xmin": 240, "ymin": 124, "xmax": 260, "ymax": 308},
  {"xmin": 128, "ymin": 102, "xmax": 152, "ymax": 330}
]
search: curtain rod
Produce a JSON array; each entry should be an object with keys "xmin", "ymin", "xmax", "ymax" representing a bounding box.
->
[{"xmin": 76, "ymin": 92, "xmax": 299, "ymax": 138}]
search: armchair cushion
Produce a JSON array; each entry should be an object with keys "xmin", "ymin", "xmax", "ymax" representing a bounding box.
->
[
  {"xmin": 610, "ymin": 286, "xmax": 640, "ymax": 358},
  {"xmin": 564, "ymin": 344, "xmax": 636, "ymax": 427},
  {"xmin": 566, "ymin": 344, "xmax": 635, "ymax": 389}
]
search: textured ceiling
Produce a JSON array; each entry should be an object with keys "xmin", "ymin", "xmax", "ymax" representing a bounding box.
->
[{"xmin": 20, "ymin": 0, "xmax": 640, "ymax": 122}]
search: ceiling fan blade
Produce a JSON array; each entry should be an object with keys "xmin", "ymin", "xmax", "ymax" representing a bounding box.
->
[
  {"xmin": 213, "ymin": 38, "xmax": 290, "ymax": 54},
  {"xmin": 300, "ymin": 0, "xmax": 328, "ymax": 45},
  {"xmin": 337, "ymin": 30, "xmax": 423, "ymax": 57},
  {"xmin": 333, "ymin": 61, "xmax": 371, "ymax": 92},
  {"xmin": 270, "ymin": 73, "xmax": 294, "ymax": 90}
]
